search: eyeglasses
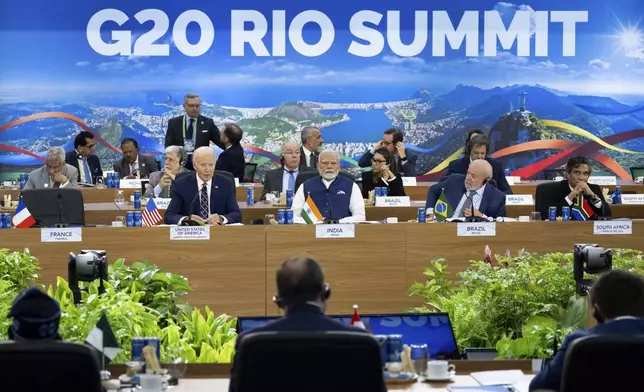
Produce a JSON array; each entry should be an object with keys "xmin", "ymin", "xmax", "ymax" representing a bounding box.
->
[
  {"xmin": 371, "ymin": 159, "xmax": 387, "ymax": 164},
  {"xmin": 186, "ymin": 104, "xmax": 201, "ymax": 109}
]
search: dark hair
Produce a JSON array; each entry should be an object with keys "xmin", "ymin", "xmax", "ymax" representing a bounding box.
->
[
  {"xmin": 566, "ymin": 156, "xmax": 592, "ymax": 174},
  {"xmin": 223, "ymin": 123, "xmax": 243, "ymax": 145},
  {"xmin": 590, "ymin": 270, "xmax": 644, "ymax": 319},
  {"xmin": 467, "ymin": 135, "xmax": 489, "ymax": 155},
  {"xmin": 463, "ymin": 130, "xmax": 485, "ymax": 154},
  {"xmin": 276, "ymin": 256, "xmax": 325, "ymax": 306},
  {"xmin": 384, "ymin": 128, "xmax": 404, "ymax": 144},
  {"xmin": 120, "ymin": 137, "xmax": 139, "ymax": 149},
  {"xmin": 73, "ymin": 131, "xmax": 94, "ymax": 149},
  {"xmin": 372, "ymin": 147, "xmax": 398, "ymax": 178}
]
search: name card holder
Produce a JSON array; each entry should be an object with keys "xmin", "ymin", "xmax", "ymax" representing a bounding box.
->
[
  {"xmin": 41, "ymin": 227, "xmax": 82, "ymax": 242},
  {"xmin": 505, "ymin": 194, "xmax": 534, "ymax": 205},
  {"xmin": 170, "ymin": 226, "xmax": 210, "ymax": 240},
  {"xmin": 457, "ymin": 222, "xmax": 496, "ymax": 237},
  {"xmin": 401, "ymin": 177, "xmax": 417, "ymax": 186},
  {"xmin": 120, "ymin": 179, "xmax": 143, "ymax": 189},
  {"xmin": 593, "ymin": 221, "xmax": 632, "ymax": 235},
  {"xmin": 620, "ymin": 195, "xmax": 644, "ymax": 205},
  {"xmin": 154, "ymin": 198, "xmax": 171, "ymax": 210},
  {"xmin": 315, "ymin": 224, "xmax": 355, "ymax": 238},
  {"xmin": 588, "ymin": 176, "xmax": 617, "ymax": 186},
  {"xmin": 375, "ymin": 196, "xmax": 411, "ymax": 207},
  {"xmin": 505, "ymin": 176, "xmax": 521, "ymax": 185}
]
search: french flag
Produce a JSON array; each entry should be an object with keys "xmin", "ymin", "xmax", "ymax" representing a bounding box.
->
[{"xmin": 12, "ymin": 199, "xmax": 36, "ymax": 229}]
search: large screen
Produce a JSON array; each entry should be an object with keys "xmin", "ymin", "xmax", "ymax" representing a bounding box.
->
[{"xmin": 237, "ymin": 312, "xmax": 460, "ymax": 359}]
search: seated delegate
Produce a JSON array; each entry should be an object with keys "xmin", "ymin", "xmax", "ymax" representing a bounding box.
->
[{"xmin": 361, "ymin": 147, "xmax": 406, "ymax": 199}]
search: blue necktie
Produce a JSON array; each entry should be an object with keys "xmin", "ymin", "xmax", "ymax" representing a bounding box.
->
[
  {"xmin": 287, "ymin": 170, "xmax": 296, "ymax": 192},
  {"xmin": 199, "ymin": 183, "xmax": 209, "ymax": 219},
  {"xmin": 82, "ymin": 159, "xmax": 92, "ymax": 184}
]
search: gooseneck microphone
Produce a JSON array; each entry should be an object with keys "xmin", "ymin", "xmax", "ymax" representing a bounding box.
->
[
  {"xmin": 323, "ymin": 187, "xmax": 339, "ymax": 224},
  {"xmin": 55, "ymin": 193, "xmax": 67, "ymax": 228},
  {"xmin": 180, "ymin": 191, "xmax": 202, "ymax": 226}
]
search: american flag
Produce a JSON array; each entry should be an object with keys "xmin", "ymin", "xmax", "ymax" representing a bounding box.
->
[{"xmin": 142, "ymin": 198, "xmax": 163, "ymax": 227}]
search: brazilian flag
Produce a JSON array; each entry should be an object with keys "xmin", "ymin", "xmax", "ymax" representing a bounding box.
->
[{"xmin": 434, "ymin": 190, "xmax": 453, "ymax": 222}]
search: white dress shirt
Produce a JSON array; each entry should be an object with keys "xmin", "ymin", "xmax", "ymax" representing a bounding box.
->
[
  {"xmin": 282, "ymin": 168, "xmax": 299, "ymax": 193},
  {"xmin": 291, "ymin": 177, "xmax": 366, "ymax": 224},
  {"xmin": 177, "ymin": 175, "xmax": 228, "ymax": 224},
  {"xmin": 75, "ymin": 150, "xmax": 91, "ymax": 184},
  {"xmin": 451, "ymin": 184, "xmax": 487, "ymax": 219},
  {"xmin": 302, "ymin": 147, "xmax": 314, "ymax": 167},
  {"xmin": 565, "ymin": 184, "xmax": 603, "ymax": 208}
]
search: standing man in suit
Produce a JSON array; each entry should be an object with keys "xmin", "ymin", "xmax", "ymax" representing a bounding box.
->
[
  {"xmin": 215, "ymin": 123, "xmax": 246, "ymax": 182},
  {"xmin": 529, "ymin": 270, "xmax": 644, "ymax": 392},
  {"xmin": 65, "ymin": 131, "xmax": 103, "ymax": 185},
  {"xmin": 291, "ymin": 150, "xmax": 365, "ymax": 223},
  {"xmin": 164, "ymin": 93, "xmax": 225, "ymax": 170},
  {"xmin": 535, "ymin": 156, "xmax": 611, "ymax": 220},
  {"xmin": 426, "ymin": 159, "xmax": 507, "ymax": 219},
  {"xmin": 229, "ymin": 256, "xmax": 369, "ymax": 392},
  {"xmin": 358, "ymin": 128, "xmax": 417, "ymax": 176},
  {"xmin": 146, "ymin": 146, "xmax": 189, "ymax": 198},
  {"xmin": 164, "ymin": 146, "xmax": 241, "ymax": 225},
  {"xmin": 261, "ymin": 141, "xmax": 316, "ymax": 200},
  {"xmin": 445, "ymin": 134, "xmax": 512, "ymax": 194},
  {"xmin": 299, "ymin": 126, "xmax": 323, "ymax": 169},
  {"xmin": 112, "ymin": 138, "xmax": 159, "ymax": 179},
  {"xmin": 24, "ymin": 147, "xmax": 78, "ymax": 189}
]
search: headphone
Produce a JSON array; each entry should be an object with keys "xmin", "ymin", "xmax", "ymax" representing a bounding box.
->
[{"xmin": 273, "ymin": 283, "xmax": 332, "ymax": 309}]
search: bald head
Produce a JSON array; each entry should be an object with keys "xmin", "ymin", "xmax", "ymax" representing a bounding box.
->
[
  {"xmin": 276, "ymin": 256, "xmax": 326, "ymax": 308},
  {"xmin": 318, "ymin": 149, "xmax": 340, "ymax": 180},
  {"xmin": 193, "ymin": 147, "xmax": 216, "ymax": 182},
  {"xmin": 466, "ymin": 159, "xmax": 493, "ymax": 190}
]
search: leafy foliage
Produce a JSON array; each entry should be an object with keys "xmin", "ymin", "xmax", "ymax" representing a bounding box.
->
[
  {"xmin": 0, "ymin": 248, "xmax": 40, "ymax": 289},
  {"xmin": 409, "ymin": 249, "xmax": 644, "ymax": 357}
]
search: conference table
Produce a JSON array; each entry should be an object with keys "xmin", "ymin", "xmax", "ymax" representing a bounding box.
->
[{"xmin": 2, "ymin": 223, "xmax": 642, "ymax": 318}]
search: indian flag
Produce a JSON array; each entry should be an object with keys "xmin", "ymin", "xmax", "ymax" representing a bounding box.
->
[{"xmin": 301, "ymin": 195, "xmax": 323, "ymax": 224}]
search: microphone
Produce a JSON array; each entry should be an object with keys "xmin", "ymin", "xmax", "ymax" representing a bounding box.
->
[
  {"xmin": 180, "ymin": 191, "xmax": 202, "ymax": 226},
  {"xmin": 55, "ymin": 193, "xmax": 68, "ymax": 228},
  {"xmin": 323, "ymin": 188, "xmax": 338, "ymax": 224}
]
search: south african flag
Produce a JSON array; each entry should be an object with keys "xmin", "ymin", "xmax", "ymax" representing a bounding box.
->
[{"xmin": 571, "ymin": 194, "xmax": 595, "ymax": 221}]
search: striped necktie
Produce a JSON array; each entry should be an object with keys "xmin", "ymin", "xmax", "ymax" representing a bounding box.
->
[{"xmin": 199, "ymin": 183, "xmax": 209, "ymax": 219}]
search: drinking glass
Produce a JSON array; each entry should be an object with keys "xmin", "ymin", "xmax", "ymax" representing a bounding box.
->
[
  {"xmin": 95, "ymin": 176, "xmax": 105, "ymax": 189},
  {"xmin": 165, "ymin": 346, "xmax": 188, "ymax": 388},
  {"xmin": 530, "ymin": 211, "xmax": 542, "ymax": 221},
  {"xmin": 410, "ymin": 344, "xmax": 429, "ymax": 376}
]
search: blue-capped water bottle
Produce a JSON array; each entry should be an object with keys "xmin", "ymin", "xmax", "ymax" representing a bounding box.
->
[
  {"xmin": 106, "ymin": 172, "xmax": 113, "ymax": 188},
  {"xmin": 613, "ymin": 185, "xmax": 622, "ymax": 205},
  {"xmin": 133, "ymin": 191, "xmax": 141, "ymax": 209},
  {"xmin": 246, "ymin": 187, "xmax": 254, "ymax": 206}
]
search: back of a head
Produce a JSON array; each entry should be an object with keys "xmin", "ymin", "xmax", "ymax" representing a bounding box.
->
[
  {"xmin": 590, "ymin": 270, "xmax": 644, "ymax": 320},
  {"xmin": 276, "ymin": 257, "xmax": 325, "ymax": 306},
  {"xmin": 224, "ymin": 123, "xmax": 243, "ymax": 145},
  {"xmin": 7, "ymin": 287, "xmax": 61, "ymax": 341}
]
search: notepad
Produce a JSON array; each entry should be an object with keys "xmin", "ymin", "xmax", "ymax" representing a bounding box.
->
[{"xmin": 470, "ymin": 370, "xmax": 525, "ymax": 386}]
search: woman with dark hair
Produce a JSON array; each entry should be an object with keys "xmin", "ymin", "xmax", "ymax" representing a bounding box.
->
[{"xmin": 361, "ymin": 147, "xmax": 406, "ymax": 199}]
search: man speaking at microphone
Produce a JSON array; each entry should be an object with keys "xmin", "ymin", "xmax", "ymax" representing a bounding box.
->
[
  {"xmin": 291, "ymin": 150, "xmax": 365, "ymax": 223},
  {"xmin": 426, "ymin": 159, "xmax": 506, "ymax": 219},
  {"xmin": 164, "ymin": 147, "xmax": 241, "ymax": 225}
]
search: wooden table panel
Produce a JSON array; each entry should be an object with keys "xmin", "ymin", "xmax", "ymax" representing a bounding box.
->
[
  {"xmin": 265, "ymin": 225, "xmax": 407, "ymax": 316},
  {"xmin": 0, "ymin": 227, "xmax": 266, "ymax": 317}
]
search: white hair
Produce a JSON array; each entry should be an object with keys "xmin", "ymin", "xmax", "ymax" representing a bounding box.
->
[
  {"xmin": 184, "ymin": 92, "xmax": 200, "ymax": 103},
  {"xmin": 470, "ymin": 159, "xmax": 493, "ymax": 178},
  {"xmin": 318, "ymin": 149, "xmax": 339, "ymax": 161},
  {"xmin": 301, "ymin": 126, "xmax": 319, "ymax": 145},
  {"xmin": 165, "ymin": 145, "xmax": 187, "ymax": 166},
  {"xmin": 45, "ymin": 147, "xmax": 65, "ymax": 164},
  {"xmin": 281, "ymin": 140, "xmax": 299, "ymax": 154}
]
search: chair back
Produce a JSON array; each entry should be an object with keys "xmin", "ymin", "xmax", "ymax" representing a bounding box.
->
[
  {"xmin": 543, "ymin": 169, "xmax": 566, "ymax": 180},
  {"xmin": 630, "ymin": 167, "xmax": 644, "ymax": 180},
  {"xmin": 534, "ymin": 181, "xmax": 562, "ymax": 220},
  {"xmin": 561, "ymin": 334, "xmax": 644, "ymax": 392},
  {"xmin": 20, "ymin": 188, "xmax": 85, "ymax": 227},
  {"xmin": 0, "ymin": 341, "xmax": 102, "ymax": 392},
  {"xmin": 244, "ymin": 163, "xmax": 258, "ymax": 183},
  {"xmin": 234, "ymin": 331, "xmax": 385, "ymax": 392}
]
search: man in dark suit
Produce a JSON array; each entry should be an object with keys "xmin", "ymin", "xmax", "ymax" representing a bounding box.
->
[
  {"xmin": 535, "ymin": 157, "xmax": 611, "ymax": 220},
  {"xmin": 445, "ymin": 134, "xmax": 512, "ymax": 194},
  {"xmin": 112, "ymin": 138, "xmax": 159, "ymax": 179},
  {"xmin": 146, "ymin": 146, "xmax": 189, "ymax": 198},
  {"xmin": 229, "ymin": 256, "xmax": 366, "ymax": 392},
  {"xmin": 164, "ymin": 93, "xmax": 225, "ymax": 170},
  {"xmin": 261, "ymin": 141, "xmax": 316, "ymax": 200},
  {"xmin": 530, "ymin": 270, "xmax": 644, "ymax": 392},
  {"xmin": 65, "ymin": 131, "xmax": 103, "ymax": 185},
  {"xmin": 358, "ymin": 128, "xmax": 417, "ymax": 176},
  {"xmin": 426, "ymin": 159, "xmax": 506, "ymax": 219},
  {"xmin": 164, "ymin": 147, "xmax": 241, "ymax": 225},
  {"xmin": 215, "ymin": 123, "xmax": 246, "ymax": 182},
  {"xmin": 299, "ymin": 126, "xmax": 323, "ymax": 169}
]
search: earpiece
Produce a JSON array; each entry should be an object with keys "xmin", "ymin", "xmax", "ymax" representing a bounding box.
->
[{"xmin": 273, "ymin": 283, "xmax": 331, "ymax": 309}]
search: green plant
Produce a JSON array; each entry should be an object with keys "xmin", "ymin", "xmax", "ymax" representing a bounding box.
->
[
  {"xmin": 409, "ymin": 248, "xmax": 644, "ymax": 355},
  {"xmin": 108, "ymin": 259, "xmax": 193, "ymax": 326},
  {"xmin": 0, "ymin": 248, "xmax": 40, "ymax": 289},
  {"xmin": 496, "ymin": 316, "xmax": 573, "ymax": 359}
]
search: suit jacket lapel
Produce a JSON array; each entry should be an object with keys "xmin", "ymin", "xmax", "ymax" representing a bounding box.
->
[
  {"xmin": 446, "ymin": 182, "xmax": 462, "ymax": 211},
  {"xmin": 479, "ymin": 187, "xmax": 490, "ymax": 214}
]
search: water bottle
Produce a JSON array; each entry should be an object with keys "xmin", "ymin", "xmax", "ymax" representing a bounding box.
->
[
  {"xmin": 613, "ymin": 186, "xmax": 622, "ymax": 204},
  {"xmin": 115, "ymin": 190, "xmax": 125, "ymax": 205}
]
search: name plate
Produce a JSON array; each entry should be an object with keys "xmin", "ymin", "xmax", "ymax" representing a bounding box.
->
[
  {"xmin": 620, "ymin": 194, "xmax": 644, "ymax": 205},
  {"xmin": 505, "ymin": 194, "xmax": 534, "ymax": 205},
  {"xmin": 594, "ymin": 221, "xmax": 632, "ymax": 235},
  {"xmin": 375, "ymin": 196, "xmax": 411, "ymax": 207},
  {"xmin": 154, "ymin": 198, "xmax": 171, "ymax": 210},
  {"xmin": 315, "ymin": 224, "xmax": 355, "ymax": 239},
  {"xmin": 505, "ymin": 176, "xmax": 521, "ymax": 185},
  {"xmin": 588, "ymin": 176, "xmax": 617, "ymax": 186},
  {"xmin": 170, "ymin": 226, "xmax": 210, "ymax": 240},
  {"xmin": 41, "ymin": 227, "xmax": 82, "ymax": 242},
  {"xmin": 401, "ymin": 177, "xmax": 417, "ymax": 186},
  {"xmin": 119, "ymin": 179, "xmax": 143, "ymax": 189},
  {"xmin": 235, "ymin": 178, "xmax": 240, "ymax": 187},
  {"xmin": 457, "ymin": 222, "xmax": 496, "ymax": 237}
]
